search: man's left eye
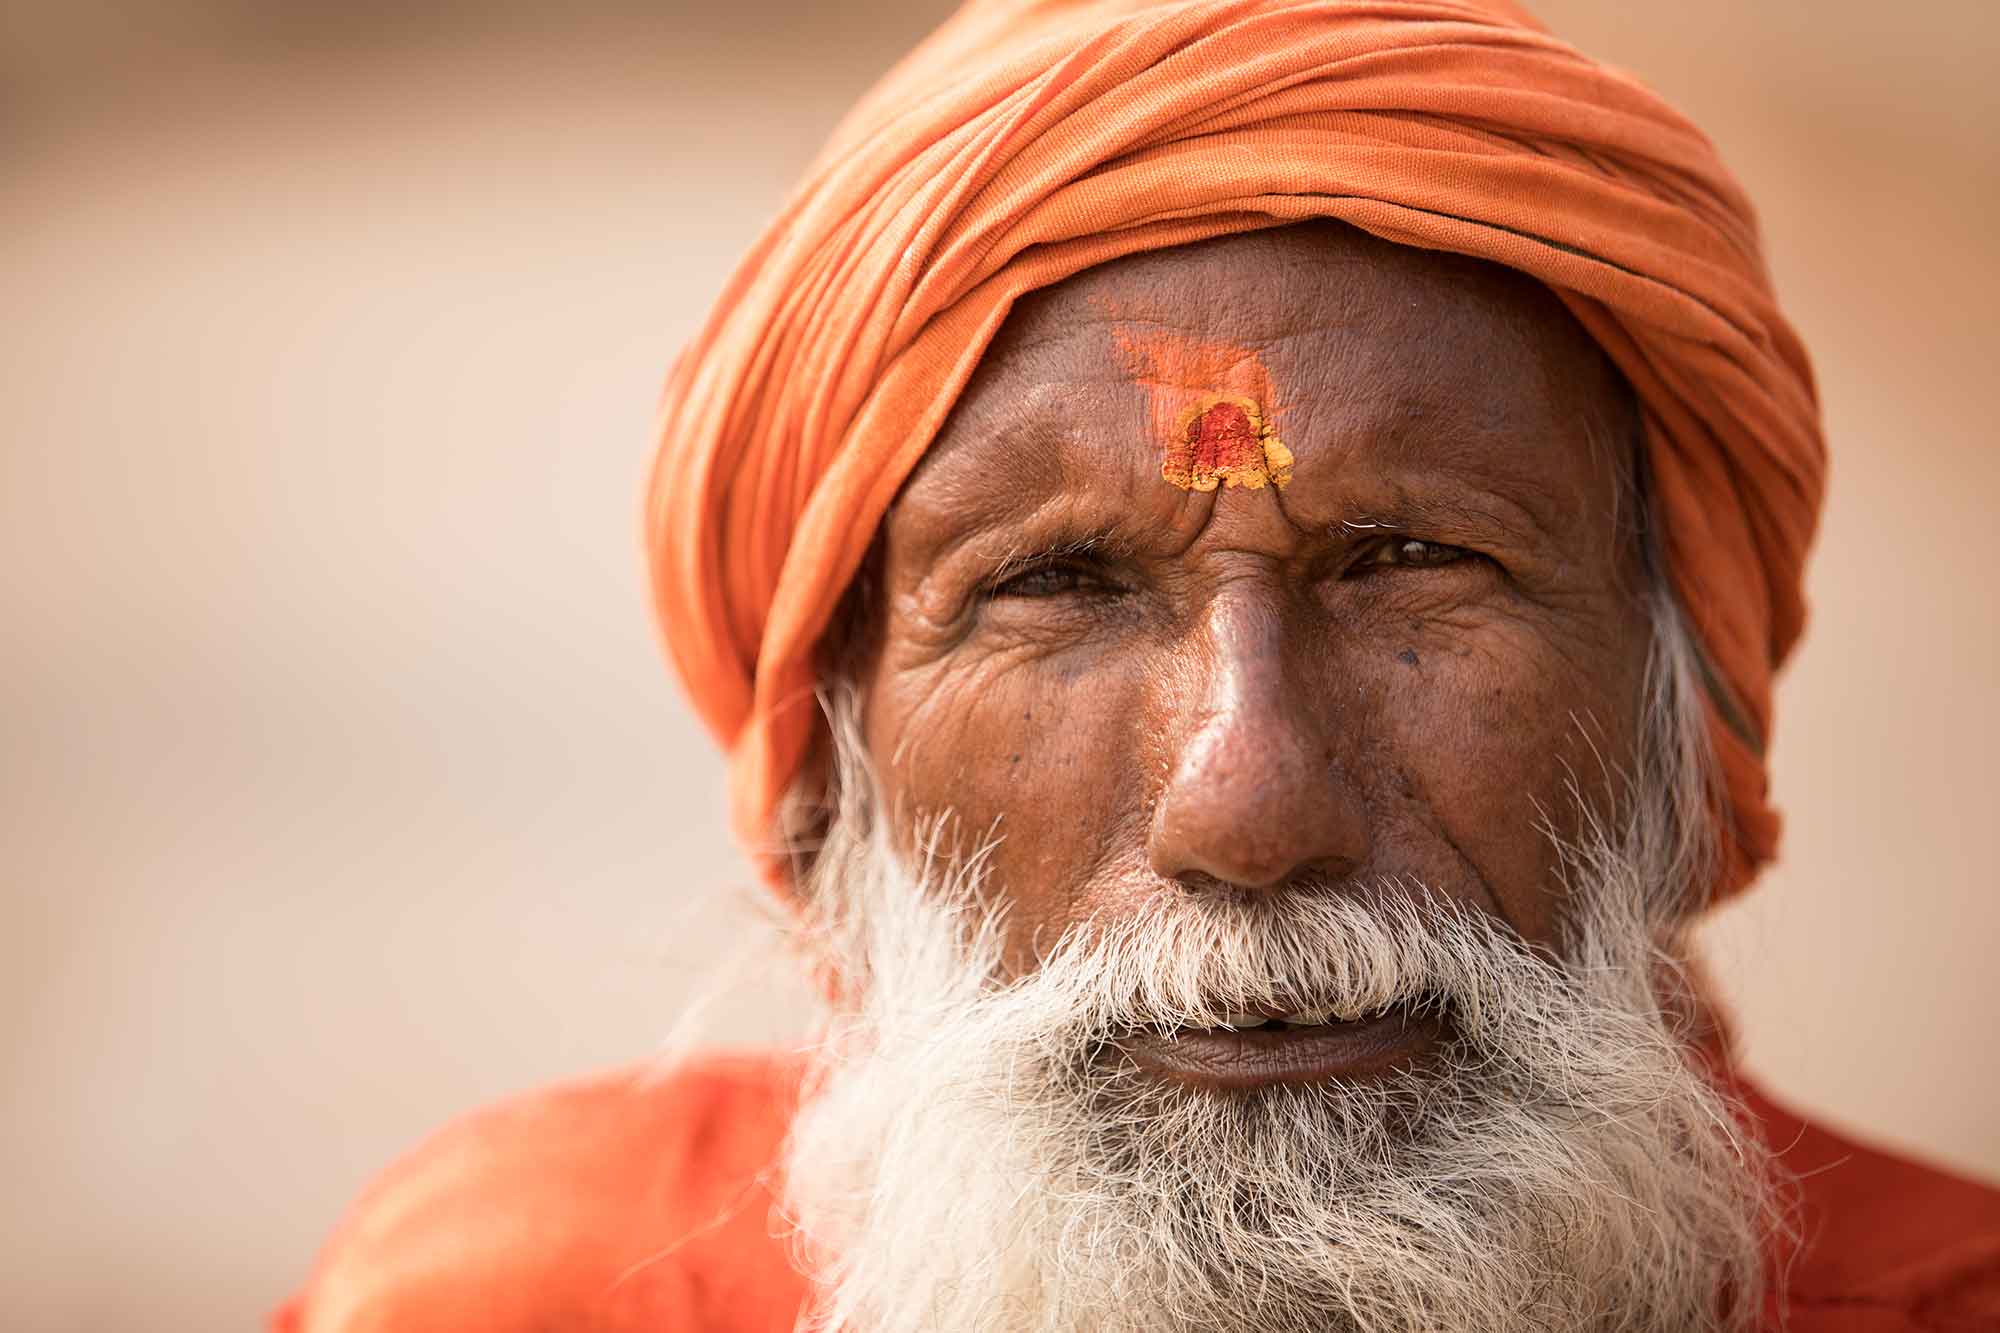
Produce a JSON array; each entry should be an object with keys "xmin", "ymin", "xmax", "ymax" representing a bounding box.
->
[{"xmin": 1354, "ymin": 537, "xmax": 1471, "ymax": 572}]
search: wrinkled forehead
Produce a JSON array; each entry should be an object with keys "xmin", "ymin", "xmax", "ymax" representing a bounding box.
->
[{"xmin": 896, "ymin": 221, "xmax": 1639, "ymax": 545}]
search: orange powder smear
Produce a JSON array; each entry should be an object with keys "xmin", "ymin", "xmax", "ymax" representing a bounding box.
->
[{"xmin": 1111, "ymin": 325, "xmax": 1293, "ymax": 491}]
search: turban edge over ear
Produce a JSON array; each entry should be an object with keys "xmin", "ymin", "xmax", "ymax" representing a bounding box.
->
[{"xmin": 645, "ymin": 0, "xmax": 1825, "ymax": 908}]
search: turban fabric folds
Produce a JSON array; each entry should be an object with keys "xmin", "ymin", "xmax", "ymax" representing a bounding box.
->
[{"xmin": 645, "ymin": 0, "xmax": 1824, "ymax": 905}]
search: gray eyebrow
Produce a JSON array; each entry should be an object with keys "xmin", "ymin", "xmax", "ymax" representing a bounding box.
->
[
  {"xmin": 975, "ymin": 532, "xmax": 1129, "ymax": 585},
  {"xmin": 1328, "ymin": 494, "xmax": 1532, "ymax": 546}
]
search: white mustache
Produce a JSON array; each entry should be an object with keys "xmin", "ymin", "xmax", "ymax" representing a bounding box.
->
[{"xmin": 933, "ymin": 880, "xmax": 1550, "ymax": 1055}]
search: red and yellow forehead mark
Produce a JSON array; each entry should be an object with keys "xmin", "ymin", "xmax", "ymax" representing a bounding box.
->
[
  {"xmin": 1167, "ymin": 394, "xmax": 1293, "ymax": 491},
  {"xmin": 1111, "ymin": 325, "xmax": 1295, "ymax": 492}
]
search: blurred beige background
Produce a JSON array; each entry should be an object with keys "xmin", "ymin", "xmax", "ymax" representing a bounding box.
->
[{"xmin": 3, "ymin": 1, "xmax": 1995, "ymax": 1329}]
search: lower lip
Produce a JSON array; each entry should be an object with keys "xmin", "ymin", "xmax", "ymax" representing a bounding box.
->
[{"xmin": 1117, "ymin": 1007, "xmax": 1445, "ymax": 1089}]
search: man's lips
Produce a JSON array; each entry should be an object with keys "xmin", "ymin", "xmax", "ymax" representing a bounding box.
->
[{"xmin": 1117, "ymin": 1001, "xmax": 1445, "ymax": 1089}]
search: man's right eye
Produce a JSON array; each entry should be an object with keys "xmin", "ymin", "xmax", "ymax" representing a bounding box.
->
[{"xmin": 987, "ymin": 561, "xmax": 1092, "ymax": 599}]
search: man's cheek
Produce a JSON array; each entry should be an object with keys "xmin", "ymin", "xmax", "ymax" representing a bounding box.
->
[
  {"xmin": 872, "ymin": 650, "xmax": 1153, "ymax": 908},
  {"xmin": 1374, "ymin": 632, "xmax": 1633, "ymax": 939}
]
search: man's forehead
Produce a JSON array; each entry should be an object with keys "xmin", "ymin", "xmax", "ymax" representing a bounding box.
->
[
  {"xmin": 970, "ymin": 223, "xmax": 1570, "ymax": 383},
  {"xmin": 902, "ymin": 222, "xmax": 1630, "ymax": 529}
]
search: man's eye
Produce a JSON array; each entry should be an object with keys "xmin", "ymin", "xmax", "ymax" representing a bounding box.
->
[
  {"xmin": 988, "ymin": 562, "xmax": 1093, "ymax": 599},
  {"xmin": 1354, "ymin": 537, "xmax": 1470, "ymax": 572}
]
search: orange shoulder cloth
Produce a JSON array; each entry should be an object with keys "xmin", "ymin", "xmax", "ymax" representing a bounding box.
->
[{"xmin": 271, "ymin": 1052, "xmax": 806, "ymax": 1333}]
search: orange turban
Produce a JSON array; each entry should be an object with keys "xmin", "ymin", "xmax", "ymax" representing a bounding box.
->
[{"xmin": 645, "ymin": 0, "xmax": 1824, "ymax": 905}]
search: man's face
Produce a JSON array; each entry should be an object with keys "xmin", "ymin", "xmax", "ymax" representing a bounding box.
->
[
  {"xmin": 789, "ymin": 227, "xmax": 1771, "ymax": 1333},
  {"xmin": 856, "ymin": 222, "xmax": 1652, "ymax": 994}
]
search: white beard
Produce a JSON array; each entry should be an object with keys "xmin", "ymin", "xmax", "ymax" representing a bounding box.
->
[{"xmin": 776, "ymin": 661, "xmax": 1777, "ymax": 1332}]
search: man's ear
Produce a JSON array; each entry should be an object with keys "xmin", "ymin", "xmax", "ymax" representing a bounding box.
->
[{"xmin": 774, "ymin": 730, "xmax": 837, "ymax": 895}]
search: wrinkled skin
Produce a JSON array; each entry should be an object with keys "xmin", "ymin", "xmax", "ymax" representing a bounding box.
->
[{"xmin": 849, "ymin": 222, "xmax": 1652, "ymax": 972}]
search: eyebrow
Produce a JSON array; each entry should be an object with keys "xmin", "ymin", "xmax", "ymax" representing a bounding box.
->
[
  {"xmin": 975, "ymin": 532, "xmax": 1131, "ymax": 585},
  {"xmin": 1325, "ymin": 489, "xmax": 1549, "ymax": 549}
]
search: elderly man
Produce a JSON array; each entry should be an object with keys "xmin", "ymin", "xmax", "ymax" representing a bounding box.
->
[{"xmin": 278, "ymin": 1, "xmax": 2000, "ymax": 1330}]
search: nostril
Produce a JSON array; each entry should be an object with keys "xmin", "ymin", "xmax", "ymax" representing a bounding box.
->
[
  {"xmin": 1167, "ymin": 869, "xmax": 1253, "ymax": 901},
  {"xmin": 1169, "ymin": 869, "xmax": 1354, "ymax": 903},
  {"xmin": 1168, "ymin": 869, "xmax": 1298, "ymax": 902}
]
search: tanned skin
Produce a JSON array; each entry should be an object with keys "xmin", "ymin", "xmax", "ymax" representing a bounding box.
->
[{"xmin": 849, "ymin": 221, "xmax": 1654, "ymax": 978}]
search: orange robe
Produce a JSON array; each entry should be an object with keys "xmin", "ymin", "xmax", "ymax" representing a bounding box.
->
[{"xmin": 274, "ymin": 1051, "xmax": 2000, "ymax": 1332}]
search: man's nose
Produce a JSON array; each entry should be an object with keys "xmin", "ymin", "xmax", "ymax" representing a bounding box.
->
[{"xmin": 1146, "ymin": 590, "xmax": 1369, "ymax": 890}]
